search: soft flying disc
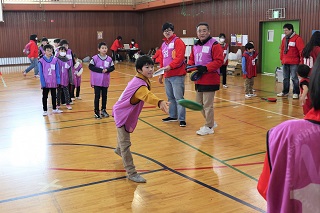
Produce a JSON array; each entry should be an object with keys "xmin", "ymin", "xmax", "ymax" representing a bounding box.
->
[
  {"xmin": 190, "ymin": 71, "xmax": 203, "ymax": 81},
  {"xmin": 153, "ymin": 67, "xmax": 166, "ymax": 77},
  {"xmin": 186, "ymin": 65, "xmax": 202, "ymax": 73},
  {"xmin": 178, "ymin": 99, "xmax": 203, "ymax": 111},
  {"xmin": 261, "ymin": 97, "xmax": 277, "ymax": 102}
]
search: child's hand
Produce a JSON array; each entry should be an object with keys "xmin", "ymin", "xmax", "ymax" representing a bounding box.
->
[
  {"xmin": 102, "ymin": 69, "xmax": 107, "ymax": 73},
  {"xmin": 299, "ymin": 95, "xmax": 306, "ymax": 106},
  {"xmin": 159, "ymin": 101, "xmax": 170, "ymax": 114}
]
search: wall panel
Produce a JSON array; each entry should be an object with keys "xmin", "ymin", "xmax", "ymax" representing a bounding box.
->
[{"xmin": 0, "ymin": 0, "xmax": 320, "ymax": 61}]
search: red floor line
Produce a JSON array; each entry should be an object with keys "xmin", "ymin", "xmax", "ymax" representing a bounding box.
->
[{"xmin": 49, "ymin": 162, "xmax": 264, "ymax": 173}]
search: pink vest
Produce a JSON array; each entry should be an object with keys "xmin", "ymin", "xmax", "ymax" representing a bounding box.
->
[
  {"xmin": 73, "ymin": 63, "xmax": 82, "ymax": 87},
  {"xmin": 113, "ymin": 77, "xmax": 147, "ymax": 133},
  {"xmin": 90, "ymin": 55, "xmax": 112, "ymax": 87},
  {"xmin": 161, "ymin": 36, "xmax": 178, "ymax": 67},
  {"xmin": 56, "ymin": 58, "xmax": 72, "ymax": 87},
  {"xmin": 266, "ymin": 118, "xmax": 320, "ymax": 213},
  {"xmin": 39, "ymin": 57, "xmax": 58, "ymax": 88},
  {"xmin": 192, "ymin": 38, "xmax": 220, "ymax": 74}
]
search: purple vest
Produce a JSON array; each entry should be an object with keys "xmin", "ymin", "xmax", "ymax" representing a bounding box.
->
[
  {"xmin": 73, "ymin": 63, "xmax": 82, "ymax": 87},
  {"xmin": 57, "ymin": 58, "xmax": 72, "ymax": 86},
  {"xmin": 267, "ymin": 119, "xmax": 320, "ymax": 213},
  {"xmin": 66, "ymin": 49, "xmax": 73, "ymax": 63},
  {"xmin": 39, "ymin": 57, "xmax": 58, "ymax": 88},
  {"xmin": 39, "ymin": 46, "xmax": 45, "ymax": 56},
  {"xmin": 112, "ymin": 77, "xmax": 147, "ymax": 133},
  {"xmin": 162, "ymin": 37, "xmax": 178, "ymax": 67},
  {"xmin": 90, "ymin": 55, "xmax": 112, "ymax": 87},
  {"xmin": 192, "ymin": 38, "xmax": 220, "ymax": 74}
]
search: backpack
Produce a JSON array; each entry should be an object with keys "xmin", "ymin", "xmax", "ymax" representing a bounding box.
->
[
  {"xmin": 23, "ymin": 42, "xmax": 31, "ymax": 55},
  {"xmin": 303, "ymin": 56, "xmax": 313, "ymax": 68}
]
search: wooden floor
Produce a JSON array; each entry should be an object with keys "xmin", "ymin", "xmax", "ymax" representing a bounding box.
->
[{"xmin": 0, "ymin": 62, "xmax": 304, "ymax": 212}]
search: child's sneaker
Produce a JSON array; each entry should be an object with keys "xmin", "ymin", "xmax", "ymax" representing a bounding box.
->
[
  {"xmin": 94, "ymin": 110, "xmax": 101, "ymax": 119},
  {"xmin": 250, "ymin": 94, "xmax": 257, "ymax": 97},
  {"xmin": 245, "ymin": 94, "xmax": 251, "ymax": 98},
  {"xmin": 293, "ymin": 94, "xmax": 299, "ymax": 99},
  {"xmin": 69, "ymin": 101, "xmax": 74, "ymax": 105},
  {"xmin": 277, "ymin": 92, "xmax": 288, "ymax": 97},
  {"xmin": 101, "ymin": 109, "xmax": 109, "ymax": 117},
  {"xmin": 53, "ymin": 109, "xmax": 63, "ymax": 114},
  {"xmin": 76, "ymin": 97, "xmax": 82, "ymax": 100},
  {"xmin": 128, "ymin": 174, "xmax": 146, "ymax": 183},
  {"xmin": 66, "ymin": 105, "xmax": 72, "ymax": 110},
  {"xmin": 223, "ymin": 84, "xmax": 228, "ymax": 88},
  {"xmin": 23, "ymin": 71, "xmax": 27, "ymax": 77},
  {"xmin": 71, "ymin": 98, "xmax": 76, "ymax": 101},
  {"xmin": 43, "ymin": 111, "xmax": 48, "ymax": 116},
  {"xmin": 34, "ymin": 74, "xmax": 40, "ymax": 78}
]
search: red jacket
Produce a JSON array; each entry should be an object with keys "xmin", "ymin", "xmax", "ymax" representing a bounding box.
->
[
  {"xmin": 130, "ymin": 43, "xmax": 139, "ymax": 48},
  {"xmin": 28, "ymin": 40, "xmax": 38, "ymax": 59},
  {"xmin": 220, "ymin": 43, "xmax": 229, "ymax": 66},
  {"xmin": 110, "ymin": 39, "xmax": 123, "ymax": 51},
  {"xmin": 188, "ymin": 41, "xmax": 224, "ymax": 86},
  {"xmin": 280, "ymin": 33, "xmax": 304, "ymax": 65},
  {"xmin": 242, "ymin": 51, "xmax": 258, "ymax": 79},
  {"xmin": 152, "ymin": 49, "xmax": 161, "ymax": 64},
  {"xmin": 159, "ymin": 34, "xmax": 186, "ymax": 78}
]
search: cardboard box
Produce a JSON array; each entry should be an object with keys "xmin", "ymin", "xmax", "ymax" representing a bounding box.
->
[{"xmin": 227, "ymin": 60, "xmax": 242, "ymax": 76}]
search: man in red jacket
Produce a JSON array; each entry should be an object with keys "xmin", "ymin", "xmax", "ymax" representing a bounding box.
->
[
  {"xmin": 110, "ymin": 36, "xmax": 124, "ymax": 62},
  {"xmin": 158, "ymin": 22, "xmax": 187, "ymax": 127},
  {"xmin": 23, "ymin": 34, "xmax": 39, "ymax": 78},
  {"xmin": 277, "ymin": 23, "xmax": 304, "ymax": 99},
  {"xmin": 188, "ymin": 22, "xmax": 224, "ymax": 135}
]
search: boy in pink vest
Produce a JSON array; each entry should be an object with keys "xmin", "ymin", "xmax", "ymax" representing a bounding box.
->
[
  {"xmin": 38, "ymin": 44, "xmax": 62, "ymax": 116},
  {"xmin": 113, "ymin": 56, "xmax": 169, "ymax": 183},
  {"xmin": 89, "ymin": 42, "xmax": 115, "ymax": 119},
  {"xmin": 257, "ymin": 55, "xmax": 320, "ymax": 212}
]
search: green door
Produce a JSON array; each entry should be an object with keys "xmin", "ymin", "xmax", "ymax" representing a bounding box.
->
[{"xmin": 261, "ymin": 21, "xmax": 300, "ymax": 74}]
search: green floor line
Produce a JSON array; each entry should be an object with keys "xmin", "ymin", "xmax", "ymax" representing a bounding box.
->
[
  {"xmin": 223, "ymin": 151, "xmax": 266, "ymax": 162},
  {"xmin": 139, "ymin": 118, "xmax": 258, "ymax": 182}
]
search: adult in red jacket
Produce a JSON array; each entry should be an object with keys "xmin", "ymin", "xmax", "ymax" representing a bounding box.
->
[
  {"xmin": 158, "ymin": 22, "xmax": 187, "ymax": 127},
  {"xmin": 187, "ymin": 22, "xmax": 224, "ymax": 136},
  {"xmin": 152, "ymin": 47, "xmax": 161, "ymax": 64},
  {"xmin": 129, "ymin": 39, "xmax": 140, "ymax": 62},
  {"xmin": 277, "ymin": 23, "xmax": 304, "ymax": 99},
  {"xmin": 110, "ymin": 36, "xmax": 124, "ymax": 62},
  {"xmin": 301, "ymin": 31, "xmax": 320, "ymax": 70},
  {"xmin": 23, "ymin": 34, "xmax": 39, "ymax": 78}
]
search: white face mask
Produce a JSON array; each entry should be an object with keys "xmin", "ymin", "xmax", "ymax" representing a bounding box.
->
[
  {"xmin": 219, "ymin": 38, "xmax": 225, "ymax": 43},
  {"xmin": 131, "ymin": 42, "xmax": 134, "ymax": 44},
  {"xmin": 60, "ymin": 52, "xmax": 66, "ymax": 57}
]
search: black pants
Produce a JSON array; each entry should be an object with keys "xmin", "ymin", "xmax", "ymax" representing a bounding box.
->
[
  {"xmin": 94, "ymin": 86, "xmax": 108, "ymax": 111},
  {"xmin": 57, "ymin": 86, "xmax": 70, "ymax": 106},
  {"xmin": 220, "ymin": 65, "xmax": 227, "ymax": 85},
  {"xmin": 71, "ymin": 85, "xmax": 81, "ymax": 98},
  {"xmin": 42, "ymin": 88, "xmax": 57, "ymax": 111},
  {"xmin": 112, "ymin": 50, "xmax": 116, "ymax": 61}
]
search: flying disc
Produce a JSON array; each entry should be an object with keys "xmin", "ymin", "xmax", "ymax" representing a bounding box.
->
[
  {"xmin": 261, "ymin": 97, "xmax": 277, "ymax": 102},
  {"xmin": 190, "ymin": 71, "xmax": 203, "ymax": 81},
  {"xmin": 153, "ymin": 67, "xmax": 166, "ymax": 77},
  {"xmin": 186, "ymin": 65, "xmax": 202, "ymax": 73},
  {"xmin": 178, "ymin": 99, "xmax": 203, "ymax": 111}
]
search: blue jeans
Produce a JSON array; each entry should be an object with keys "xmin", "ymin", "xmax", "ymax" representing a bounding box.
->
[
  {"xmin": 164, "ymin": 75, "xmax": 186, "ymax": 121},
  {"xmin": 282, "ymin": 64, "xmax": 299, "ymax": 94},
  {"xmin": 25, "ymin": 58, "xmax": 39, "ymax": 75}
]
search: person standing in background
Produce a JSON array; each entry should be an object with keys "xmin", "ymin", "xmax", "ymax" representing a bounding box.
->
[
  {"xmin": 277, "ymin": 23, "xmax": 304, "ymax": 99},
  {"xmin": 218, "ymin": 33, "xmax": 229, "ymax": 88},
  {"xmin": 23, "ymin": 34, "xmax": 39, "ymax": 78},
  {"xmin": 110, "ymin": 36, "xmax": 124, "ymax": 62}
]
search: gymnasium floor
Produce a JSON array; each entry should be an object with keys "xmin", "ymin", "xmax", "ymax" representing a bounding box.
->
[{"xmin": 0, "ymin": 62, "xmax": 303, "ymax": 212}]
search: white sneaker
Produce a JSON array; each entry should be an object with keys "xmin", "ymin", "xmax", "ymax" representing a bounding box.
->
[
  {"xmin": 250, "ymin": 94, "xmax": 257, "ymax": 97},
  {"xmin": 277, "ymin": 92, "xmax": 288, "ymax": 97},
  {"xmin": 71, "ymin": 98, "xmax": 76, "ymax": 101},
  {"xmin": 76, "ymin": 97, "xmax": 82, "ymax": 100},
  {"xmin": 196, "ymin": 126, "xmax": 214, "ymax": 136},
  {"xmin": 245, "ymin": 94, "xmax": 251, "ymax": 98},
  {"xmin": 223, "ymin": 84, "xmax": 228, "ymax": 88},
  {"xmin": 293, "ymin": 94, "xmax": 299, "ymax": 99},
  {"xmin": 43, "ymin": 111, "xmax": 48, "ymax": 116},
  {"xmin": 34, "ymin": 74, "xmax": 40, "ymax": 78},
  {"xmin": 53, "ymin": 109, "xmax": 63, "ymax": 114},
  {"xmin": 252, "ymin": 89, "xmax": 256, "ymax": 92},
  {"xmin": 69, "ymin": 101, "xmax": 74, "ymax": 105}
]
